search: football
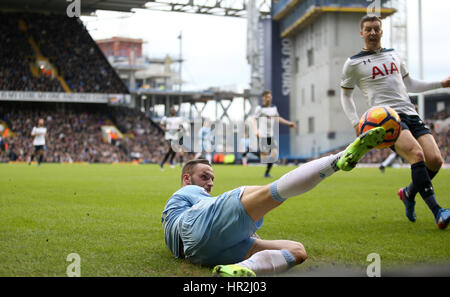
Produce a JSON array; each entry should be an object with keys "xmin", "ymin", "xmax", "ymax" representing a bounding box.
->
[{"xmin": 358, "ymin": 106, "xmax": 402, "ymax": 149}]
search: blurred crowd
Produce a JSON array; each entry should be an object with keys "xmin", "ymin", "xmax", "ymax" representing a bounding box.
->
[
  {"xmin": 0, "ymin": 12, "xmax": 127, "ymax": 93},
  {"xmin": 0, "ymin": 103, "xmax": 448, "ymax": 165},
  {"xmin": 0, "ymin": 12, "xmax": 62, "ymax": 92},
  {"xmin": 0, "ymin": 105, "xmax": 170, "ymax": 164}
]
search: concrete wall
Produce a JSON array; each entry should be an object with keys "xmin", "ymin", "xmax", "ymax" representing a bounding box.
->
[{"xmin": 289, "ymin": 12, "xmax": 371, "ymax": 158}]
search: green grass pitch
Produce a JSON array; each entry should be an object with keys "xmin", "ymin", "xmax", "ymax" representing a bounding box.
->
[{"xmin": 1, "ymin": 163, "xmax": 449, "ymax": 276}]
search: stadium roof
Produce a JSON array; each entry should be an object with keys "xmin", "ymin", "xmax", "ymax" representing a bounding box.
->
[
  {"xmin": 1, "ymin": 0, "xmax": 270, "ymax": 17},
  {"xmin": 0, "ymin": 0, "xmax": 149, "ymax": 15}
]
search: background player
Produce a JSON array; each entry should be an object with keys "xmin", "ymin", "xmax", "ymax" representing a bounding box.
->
[
  {"xmin": 28, "ymin": 118, "xmax": 47, "ymax": 166},
  {"xmin": 162, "ymin": 127, "xmax": 386, "ymax": 276},
  {"xmin": 194, "ymin": 119, "xmax": 213, "ymax": 163},
  {"xmin": 250, "ymin": 90, "xmax": 297, "ymax": 178},
  {"xmin": 378, "ymin": 152, "xmax": 401, "ymax": 174},
  {"xmin": 340, "ymin": 15, "xmax": 450, "ymax": 229},
  {"xmin": 240, "ymin": 131, "xmax": 250, "ymax": 166},
  {"xmin": 159, "ymin": 107, "xmax": 186, "ymax": 170}
]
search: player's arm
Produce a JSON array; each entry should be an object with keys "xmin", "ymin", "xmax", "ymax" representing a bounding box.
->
[
  {"xmin": 278, "ymin": 116, "xmax": 297, "ymax": 129},
  {"xmin": 340, "ymin": 87, "xmax": 360, "ymax": 136},
  {"xmin": 181, "ymin": 120, "xmax": 190, "ymax": 137},
  {"xmin": 340, "ymin": 59, "xmax": 360, "ymax": 135},
  {"xmin": 400, "ymin": 52, "xmax": 450, "ymax": 91},
  {"xmin": 250, "ymin": 117, "xmax": 259, "ymax": 137},
  {"xmin": 403, "ymin": 74, "xmax": 448, "ymax": 93},
  {"xmin": 160, "ymin": 117, "xmax": 167, "ymax": 131},
  {"xmin": 250, "ymin": 106, "xmax": 260, "ymax": 137}
]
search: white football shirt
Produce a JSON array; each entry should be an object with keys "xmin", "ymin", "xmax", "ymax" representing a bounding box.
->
[
  {"xmin": 161, "ymin": 116, "xmax": 185, "ymax": 140},
  {"xmin": 254, "ymin": 105, "xmax": 279, "ymax": 138},
  {"xmin": 341, "ymin": 48, "xmax": 417, "ymax": 116},
  {"xmin": 31, "ymin": 127, "xmax": 47, "ymax": 146}
]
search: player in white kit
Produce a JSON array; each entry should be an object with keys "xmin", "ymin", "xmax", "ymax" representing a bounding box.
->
[
  {"xmin": 340, "ymin": 15, "xmax": 450, "ymax": 229},
  {"xmin": 160, "ymin": 107, "xmax": 186, "ymax": 170},
  {"xmin": 29, "ymin": 118, "xmax": 47, "ymax": 166},
  {"xmin": 251, "ymin": 90, "xmax": 297, "ymax": 178}
]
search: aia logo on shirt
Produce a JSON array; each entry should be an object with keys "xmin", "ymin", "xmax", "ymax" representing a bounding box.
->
[{"xmin": 372, "ymin": 62, "xmax": 399, "ymax": 79}]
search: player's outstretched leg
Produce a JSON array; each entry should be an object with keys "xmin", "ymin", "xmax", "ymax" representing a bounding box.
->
[
  {"xmin": 397, "ymin": 188, "xmax": 416, "ymax": 222},
  {"xmin": 337, "ymin": 127, "xmax": 386, "ymax": 171},
  {"xmin": 212, "ymin": 264, "xmax": 256, "ymax": 277}
]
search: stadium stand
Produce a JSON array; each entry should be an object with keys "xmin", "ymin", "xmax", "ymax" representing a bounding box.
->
[
  {"xmin": 0, "ymin": 12, "xmax": 63, "ymax": 92},
  {"xmin": 0, "ymin": 12, "xmax": 127, "ymax": 93},
  {"xmin": 0, "ymin": 11, "xmax": 180, "ymax": 165},
  {"xmin": 0, "ymin": 103, "xmax": 176, "ymax": 164}
]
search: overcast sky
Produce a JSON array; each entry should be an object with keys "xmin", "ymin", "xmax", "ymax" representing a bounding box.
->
[
  {"xmin": 405, "ymin": 0, "xmax": 450, "ymax": 82},
  {"xmin": 82, "ymin": 9, "xmax": 249, "ymax": 92},
  {"xmin": 81, "ymin": 0, "xmax": 450, "ymax": 118}
]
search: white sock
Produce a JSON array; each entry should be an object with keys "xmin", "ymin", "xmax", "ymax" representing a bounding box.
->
[
  {"xmin": 270, "ymin": 153, "xmax": 343, "ymax": 202},
  {"xmin": 236, "ymin": 250, "xmax": 296, "ymax": 275},
  {"xmin": 381, "ymin": 152, "xmax": 397, "ymax": 167}
]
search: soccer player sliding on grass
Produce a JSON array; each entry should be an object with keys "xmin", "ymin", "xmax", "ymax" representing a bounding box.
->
[{"xmin": 161, "ymin": 127, "xmax": 385, "ymax": 277}]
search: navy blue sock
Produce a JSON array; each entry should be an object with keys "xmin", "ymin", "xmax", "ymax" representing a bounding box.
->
[
  {"xmin": 265, "ymin": 163, "xmax": 273, "ymax": 175},
  {"xmin": 169, "ymin": 151, "xmax": 176, "ymax": 165},
  {"xmin": 161, "ymin": 150, "xmax": 173, "ymax": 166},
  {"xmin": 411, "ymin": 162, "xmax": 441, "ymax": 218},
  {"xmin": 405, "ymin": 168, "xmax": 438, "ymax": 201}
]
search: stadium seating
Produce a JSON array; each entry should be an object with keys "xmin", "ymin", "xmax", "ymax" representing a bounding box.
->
[
  {"xmin": 0, "ymin": 104, "xmax": 175, "ymax": 164},
  {"xmin": 0, "ymin": 12, "xmax": 63, "ymax": 92},
  {"xmin": 0, "ymin": 12, "xmax": 127, "ymax": 93}
]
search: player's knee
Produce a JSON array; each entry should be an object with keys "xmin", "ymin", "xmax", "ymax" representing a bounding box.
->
[
  {"xmin": 289, "ymin": 242, "xmax": 307, "ymax": 264},
  {"xmin": 408, "ymin": 148, "xmax": 425, "ymax": 164},
  {"xmin": 427, "ymin": 153, "xmax": 443, "ymax": 170}
]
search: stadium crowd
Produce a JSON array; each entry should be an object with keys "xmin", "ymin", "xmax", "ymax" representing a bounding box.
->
[
  {"xmin": 0, "ymin": 12, "xmax": 62, "ymax": 92},
  {"xmin": 0, "ymin": 12, "xmax": 127, "ymax": 93},
  {"xmin": 0, "ymin": 104, "xmax": 172, "ymax": 164},
  {"xmin": 1, "ymin": 103, "xmax": 448, "ymax": 165}
]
